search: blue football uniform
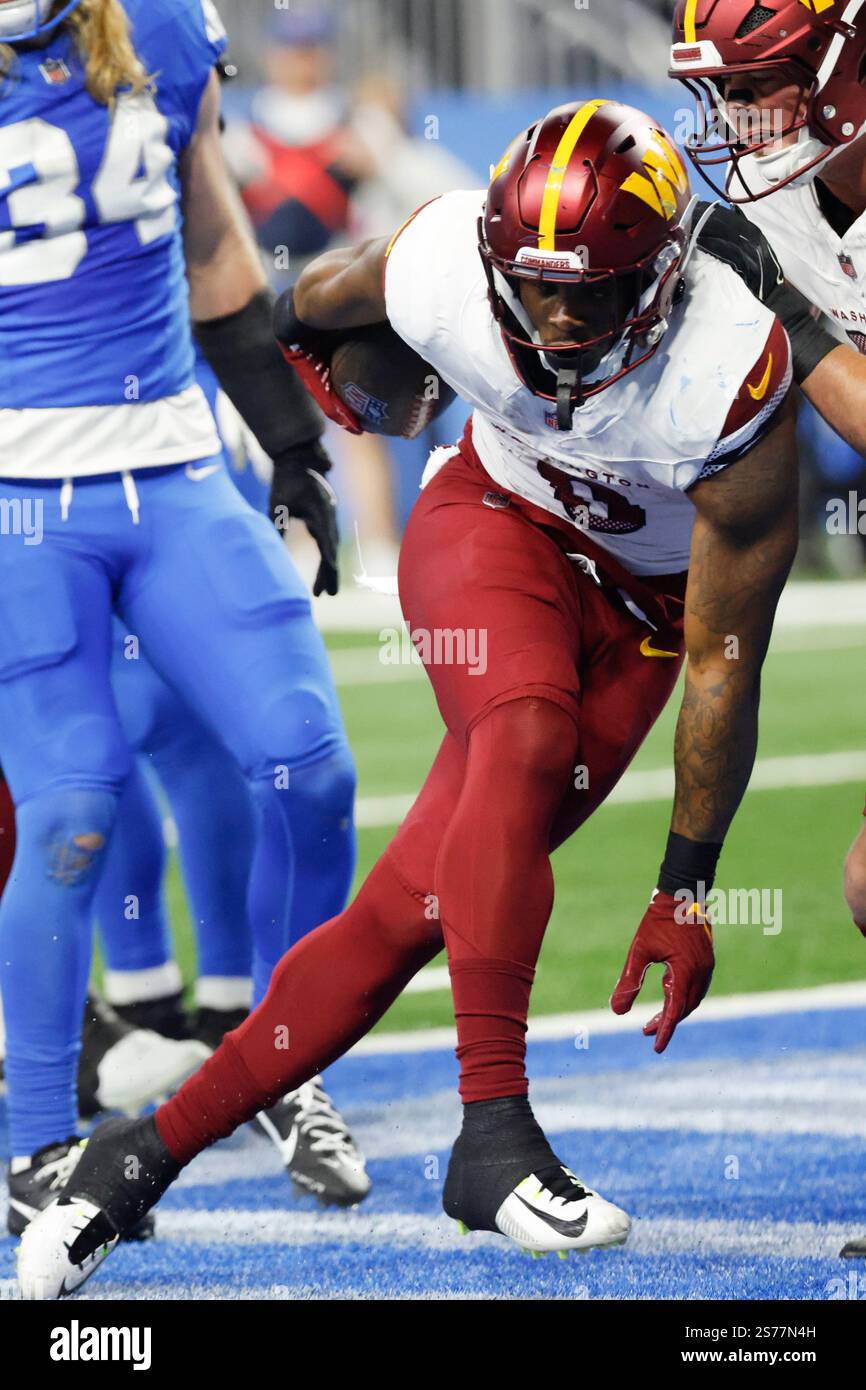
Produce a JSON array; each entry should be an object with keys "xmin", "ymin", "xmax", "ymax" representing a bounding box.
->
[{"xmin": 0, "ymin": 0, "xmax": 355, "ymax": 1159}]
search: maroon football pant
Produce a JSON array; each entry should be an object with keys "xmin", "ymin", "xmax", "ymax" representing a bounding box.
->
[{"xmin": 157, "ymin": 443, "xmax": 686, "ymax": 1161}]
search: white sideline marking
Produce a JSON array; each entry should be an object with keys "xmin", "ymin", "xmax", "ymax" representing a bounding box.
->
[
  {"xmin": 328, "ymin": 621, "xmax": 866, "ymax": 686},
  {"xmin": 315, "ymin": 580, "xmax": 866, "ymax": 635},
  {"xmin": 356, "ymin": 980, "xmax": 866, "ymax": 1052},
  {"xmin": 355, "ymin": 748, "xmax": 866, "ymax": 833},
  {"xmin": 149, "ymin": 1208, "xmax": 858, "ymax": 1264}
]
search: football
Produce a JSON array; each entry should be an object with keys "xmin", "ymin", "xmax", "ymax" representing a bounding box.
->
[{"xmin": 329, "ymin": 322, "xmax": 456, "ymax": 439}]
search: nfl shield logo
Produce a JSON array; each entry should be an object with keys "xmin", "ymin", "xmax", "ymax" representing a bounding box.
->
[
  {"xmin": 839, "ymin": 252, "xmax": 858, "ymax": 281},
  {"xmin": 39, "ymin": 58, "xmax": 71, "ymax": 86}
]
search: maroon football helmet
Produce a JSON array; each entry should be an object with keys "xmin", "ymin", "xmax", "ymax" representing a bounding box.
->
[
  {"xmin": 670, "ymin": 0, "xmax": 866, "ymax": 202},
  {"xmin": 478, "ymin": 101, "xmax": 693, "ymax": 424}
]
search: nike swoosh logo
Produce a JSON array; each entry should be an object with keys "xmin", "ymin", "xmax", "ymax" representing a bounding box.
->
[
  {"xmin": 747, "ymin": 353, "xmax": 773, "ymax": 402},
  {"xmin": 514, "ymin": 1194, "xmax": 589, "ymax": 1239},
  {"xmin": 640, "ymin": 636, "xmax": 679, "ymax": 659},
  {"xmin": 185, "ymin": 463, "xmax": 222, "ymax": 482}
]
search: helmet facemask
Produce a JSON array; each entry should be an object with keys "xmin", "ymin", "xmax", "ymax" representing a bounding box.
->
[
  {"xmin": 479, "ymin": 218, "xmax": 687, "ymax": 428},
  {"xmin": 0, "ymin": 0, "xmax": 84, "ymax": 43},
  {"xmin": 680, "ymin": 61, "xmax": 832, "ymax": 201}
]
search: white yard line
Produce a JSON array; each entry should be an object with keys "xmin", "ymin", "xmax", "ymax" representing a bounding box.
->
[
  {"xmin": 315, "ymin": 580, "xmax": 866, "ymax": 635},
  {"xmin": 329, "ymin": 620, "xmax": 866, "ymax": 686},
  {"xmin": 356, "ymin": 748, "xmax": 866, "ymax": 833},
  {"xmin": 149, "ymin": 1207, "xmax": 859, "ymax": 1265},
  {"xmin": 357, "ymin": 980, "xmax": 866, "ymax": 1050}
]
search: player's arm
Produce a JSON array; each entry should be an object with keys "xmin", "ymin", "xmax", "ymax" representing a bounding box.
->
[
  {"xmin": 672, "ymin": 398, "xmax": 799, "ymax": 844},
  {"xmin": 179, "ymin": 70, "xmax": 339, "ymax": 596},
  {"xmin": 269, "ymin": 238, "xmax": 392, "ymax": 435},
  {"xmin": 292, "ymin": 238, "xmax": 389, "ymax": 329},
  {"xmin": 611, "ymin": 395, "xmax": 799, "ymax": 1052},
  {"xmin": 696, "ymin": 202, "xmax": 866, "ymax": 446},
  {"xmin": 796, "ymin": 344, "xmax": 866, "ymax": 458},
  {"xmin": 274, "ymin": 197, "xmax": 444, "ymax": 431}
]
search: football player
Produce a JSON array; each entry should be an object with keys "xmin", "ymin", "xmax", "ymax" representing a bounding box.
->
[
  {"xmin": 18, "ymin": 98, "xmax": 801, "ymax": 1293},
  {"xmin": 93, "ymin": 357, "xmax": 370, "ymax": 1207},
  {"xmin": 669, "ymin": 0, "xmax": 866, "ymax": 1260},
  {"xmin": 0, "ymin": 0, "xmax": 363, "ymax": 1235}
]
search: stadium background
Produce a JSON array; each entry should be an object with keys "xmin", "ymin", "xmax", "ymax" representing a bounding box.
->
[{"xmin": 3, "ymin": 0, "xmax": 863, "ymax": 1303}]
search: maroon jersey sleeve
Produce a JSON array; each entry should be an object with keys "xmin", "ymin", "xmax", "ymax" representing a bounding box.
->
[{"xmin": 694, "ymin": 317, "xmax": 792, "ymax": 483}]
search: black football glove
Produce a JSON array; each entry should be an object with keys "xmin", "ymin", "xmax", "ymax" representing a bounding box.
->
[
  {"xmin": 270, "ymin": 439, "xmax": 340, "ymax": 597},
  {"xmin": 694, "ymin": 200, "xmax": 784, "ymax": 301},
  {"xmin": 695, "ymin": 200, "xmax": 839, "ymax": 383}
]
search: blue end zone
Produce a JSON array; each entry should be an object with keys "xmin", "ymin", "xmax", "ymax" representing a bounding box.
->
[{"xmin": 2, "ymin": 1004, "xmax": 865, "ymax": 1299}]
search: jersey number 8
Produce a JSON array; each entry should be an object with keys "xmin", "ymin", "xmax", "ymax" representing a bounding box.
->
[{"xmin": 0, "ymin": 91, "xmax": 175, "ymax": 287}]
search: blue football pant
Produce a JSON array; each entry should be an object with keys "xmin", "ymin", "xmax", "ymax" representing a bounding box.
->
[
  {"xmin": 98, "ymin": 638, "xmax": 256, "ymax": 990},
  {"xmin": 0, "ymin": 464, "xmax": 355, "ymax": 1155}
]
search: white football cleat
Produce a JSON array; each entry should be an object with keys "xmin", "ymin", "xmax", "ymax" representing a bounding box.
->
[
  {"xmin": 89, "ymin": 1029, "xmax": 210, "ymax": 1116},
  {"xmin": 16, "ymin": 1196, "xmax": 118, "ymax": 1300},
  {"xmin": 444, "ymin": 1097, "xmax": 632, "ymax": 1256},
  {"xmin": 79, "ymin": 993, "xmax": 210, "ymax": 1118},
  {"xmin": 494, "ymin": 1168, "xmax": 632, "ymax": 1254}
]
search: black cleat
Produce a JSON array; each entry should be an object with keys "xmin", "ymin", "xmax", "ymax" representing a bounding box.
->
[
  {"xmin": 78, "ymin": 993, "xmax": 209, "ymax": 1120},
  {"xmin": 111, "ymin": 989, "xmax": 192, "ymax": 1041},
  {"xmin": 256, "ymin": 1075, "xmax": 371, "ymax": 1207},
  {"xmin": 443, "ymin": 1096, "xmax": 631, "ymax": 1254},
  {"xmin": 190, "ymin": 1005, "xmax": 248, "ymax": 1051},
  {"xmin": 16, "ymin": 1116, "xmax": 182, "ymax": 1298},
  {"xmin": 7, "ymin": 1136, "xmax": 154, "ymax": 1243},
  {"xmin": 840, "ymin": 1236, "xmax": 866, "ymax": 1258}
]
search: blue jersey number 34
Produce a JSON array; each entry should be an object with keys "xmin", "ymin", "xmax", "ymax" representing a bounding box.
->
[{"xmin": 0, "ymin": 91, "xmax": 176, "ymax": 286}]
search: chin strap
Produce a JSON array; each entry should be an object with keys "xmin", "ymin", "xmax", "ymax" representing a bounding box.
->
[{"xmin": 556, "ymin": 369, "xmax": 578, "ymax": 431}]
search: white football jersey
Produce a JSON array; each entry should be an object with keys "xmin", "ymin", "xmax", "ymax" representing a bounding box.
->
[
  {"xmin": 741, "ymin": 183, "xmax": 866, "ymax": 354},
  {"xmin": 384, "ymin": 191, "xmax": 791, "ymax": 577}
]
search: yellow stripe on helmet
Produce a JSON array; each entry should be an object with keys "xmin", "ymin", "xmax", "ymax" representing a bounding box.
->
[
  {"xmin": 537, "ymin": 98, "xmax": 609, "ymax": 251},
  {"xmin": 683, "ymin": 0, "xmax": 699, "ymax": 42}
]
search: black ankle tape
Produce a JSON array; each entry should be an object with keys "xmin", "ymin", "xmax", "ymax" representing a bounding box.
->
[{"xmin": 658, "ymin": 830, "xmax": 723, "ymax": 898}]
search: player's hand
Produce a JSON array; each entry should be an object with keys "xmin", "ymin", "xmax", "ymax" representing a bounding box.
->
[
  {"xmin": 695, "ymin": 200, "xmax": 784, "ymax": 302},
  {"xmin": 610, "ymin": 890, "xmax": 715, "ymax": 1053},
  {"xmin": 273, "ymin": 289, "xmax": 363, "ymax": 435},
  {"xmin": 270, "ymin": 440, "xmax": 340, "ymax": 597}
]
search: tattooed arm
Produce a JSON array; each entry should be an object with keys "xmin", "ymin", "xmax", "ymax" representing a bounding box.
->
[
  {"xmin": 673, "ymin": 396, "xmax": 799, "ymax": 842},
  {"xmin": 610, "ymin": 398, "xmax": 798, "ymax": 1052}
]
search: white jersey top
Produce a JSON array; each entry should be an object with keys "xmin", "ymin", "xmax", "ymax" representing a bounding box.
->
[
  {"xmin": 384, "ymin": 191, "xmax": 791, "ymax": 577},
  {"xmin": 741, "ymin": 182, "xmax": 866, "ymax": 354}
]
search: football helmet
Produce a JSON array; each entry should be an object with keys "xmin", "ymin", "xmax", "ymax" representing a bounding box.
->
[
  {"xmin": 478, "ymin": 100, "xmax": 693, "ymax": 425},
  {"xmin": 0, "ymin": 0, "xmax": 84, "ymax": 43},
  {"xmin": 670, "ymin": 0, "xmax": 866, "ymax": 202}
]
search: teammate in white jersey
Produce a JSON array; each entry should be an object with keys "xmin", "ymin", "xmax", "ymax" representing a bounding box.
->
[
  {"xmin": 17, "ymin": 99, "xmax": 803, "ymax": 1294},
  {"xmin": 670, "ymin": 0, "xmax": 866, "ymax": 1260}
]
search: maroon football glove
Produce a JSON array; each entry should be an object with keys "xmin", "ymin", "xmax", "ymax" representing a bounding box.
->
[
  {"xmin": 611, "ymin": 890, "xmax": 715, "ymax": 1054},
  {"xmin": 274, "ymin": 289, "xmax": 363, "ymax": 435},
  {"xmin": 277, "ymin": 341, "xmax": 363, "ymax": 436}
]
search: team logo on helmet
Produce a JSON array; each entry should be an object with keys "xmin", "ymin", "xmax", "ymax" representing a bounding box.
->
[{"xmin": 621, "ymin": 132, "xmax": 689, "ymax": 221}]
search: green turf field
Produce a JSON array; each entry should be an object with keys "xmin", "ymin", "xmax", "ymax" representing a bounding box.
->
[{"xmin": 164, "ymin": 618, "xmax": 866, "ymax": 1033}]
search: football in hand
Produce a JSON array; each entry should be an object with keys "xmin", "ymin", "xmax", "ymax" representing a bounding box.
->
[{"xmin": 329, "ymin": 322, "xmax": 456, "ymax": 439}]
